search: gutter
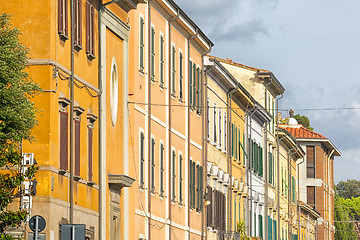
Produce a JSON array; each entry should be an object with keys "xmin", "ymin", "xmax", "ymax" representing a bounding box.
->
[
  {"xmin": 147, "ymin": 1, "xmax": 152, "ymax": 239},
  {"xmin": 69, "ymin": 0, "xmax": 75, "ymax": 224}
]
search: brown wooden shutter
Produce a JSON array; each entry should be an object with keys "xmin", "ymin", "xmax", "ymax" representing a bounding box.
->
[
  {"xmin": 78, "ymin": 0, "xmax": 82, "ymax": 46},
  {"xmin": 88, "ymin": 127, "xmax": 93, "ymax": 181},
  {"xmin": 307, "ymin": 186, "xmax": 315, "ymax": 207},
  {"xmin": 73, "ymin": 0, "xmax": 77, "ymax": 44},
  {"xmin": 58, "ymin": 0, "xmax": 63, "ymax": 34},
  {"xmin": 90, "ymin": 4, "xmax": 94, "ymax": 55},
  {"xmin": 60, "ymin": 112, "xmax": 68, "ymax": 170},
  {"xmin": 307, "ymin": 146, "xmax": 315, "ymax": 178},
  {"xmin": 86, "ymin": 1, "xmax": 90, "ymax": 53},
  {"xmin": 75, "ymin": 120, "xmax": 81, "ymax": 176},
  {"xmin": 64, "ymin": 0, "xmax": 68, "ymax": 37}
]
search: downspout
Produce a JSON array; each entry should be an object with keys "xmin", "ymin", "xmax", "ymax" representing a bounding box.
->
[
  {"xmin": 287, "ymin": 147, "xmax": 297, "ymax": 240},
  {"xmin": 168, "ymin": 10, "xmax": 180, "ymax": 240},
  {"xmin": 201, "ymin": 50, "xmax": 211, "ymax": 240},
  {"xmin": 147, "ymin": 1, "xmax": 152, "ymax": 239},
  {"xmin": 98, "ymin": 1, "xmax": 103, "ymax": 239},
  {"xmin": 227, "ymin": 86, "xmax": 238, "ymax": 235},
  {"xmin": 186, "ymin": 29, "xmax": 197, "ymax": 240},
  {"xmin": 276, "ymin": 93, "xmax": 283, "ymax": 238},
  {"xmin": 69, "ymin": 0, "xmax": 75, "ymax": 225},
  {"xmin": 297, "ymin": 156, "xmax": 305, "ymax": 239}
]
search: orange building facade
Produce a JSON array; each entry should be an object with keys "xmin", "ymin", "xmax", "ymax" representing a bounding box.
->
[{"xmin": 127, "ymin": 1, "xmax": 213, "ymax": 239}]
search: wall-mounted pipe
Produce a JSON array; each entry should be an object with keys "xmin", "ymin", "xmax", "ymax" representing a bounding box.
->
[{"xmin": 276, "ymin": 93, "xmax": 283, "ymax": 238}]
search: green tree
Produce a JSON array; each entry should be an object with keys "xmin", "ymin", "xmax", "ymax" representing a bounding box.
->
[
  {"xmin": 334, "ymin": 195, "xmax": 358, "ymax": 240},
  {"xmin": 294, "ymin": 114, "xmax": 313, "ymax": 130},
  {"xmin": 336, "ymin": 179, "xmax": 360, "ymax": 199},
  {"xmin": 0, "ymin": 13, "xmax": 40, "ymax": 239}
]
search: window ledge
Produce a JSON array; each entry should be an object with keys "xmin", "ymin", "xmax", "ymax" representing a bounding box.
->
[
  {"xmin": 59, "ymin": 32, "xmax": 69, "ymax": 42},
  {"xmin": 87, "ymin": 53, "xmax": 96, "ymax": 61},
  {"xmin": 74, "ymin": 44, "xmax": 83, "ymax": 52}
]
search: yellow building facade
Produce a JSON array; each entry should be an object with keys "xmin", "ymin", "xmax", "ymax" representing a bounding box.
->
[
  {"xmin": 1, "ymin": 0, "xmax": 144, "ymax": 239},
  {"xmin": 204, "ymin": 57, "xmax": 254, "ymax": 239}
]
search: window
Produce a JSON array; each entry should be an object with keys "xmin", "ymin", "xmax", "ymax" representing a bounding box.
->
[
  {"xmin": 306, "ymin": 146, "xmax": 315, "ymax": 178},
  {"xmin": 207, "ymin": 98, "xmax": 210, "ymax": 139},
  {"xmin": 269, "ymin": 152, "xmax": 273, "ymax": 184},
  {"xmin": 179, "ymin": 154, "xmax": 183, "ymax": 203},
  {"xmin": 196, "ymin": 67, "xmax": 202, "ymax": 114},
  {"xmin": 139, "ymin": 17, "xmax": 144, "ymax": 71},
  {"xmin": 224, "ymin": 113, "xmax": 227, "ymax": 151},
  {"xmin": 159, "ymin": 142, "xmax": 164, "ymax": 196},
  {"xmin": 151, "ymin": 138, "xmax": 155, "ymax": 192},
  {"xmin": 171, "ymin": 45, "xmax": 176, "ymax": 96},
  {"xmin": 150, "ymin": 27, "xmax": 155, "ymax": 79},
  {"xmin": 309, "ymin": 186, "xmax": 317, "ymax": 207},
  {"xmin": 189, "ymin": 61, "xmax": 193, "ymax": 107},
  {"xmin": 88, "ymin": 126, "xmax": 93, "ymax": 181},
  {"xmin": 74, "ymin": 0, "xmax": 82, "ymax": 50},
  {"xmin": 60, "ymin": 112, "xmax": 68, "ymax": 170},
  {"xmin": 159, "ymin": 35, "xmax": 164, "ymax": 87},
  {"xmin": 259, "ymin": 215, "xmax": 263, "ymax": 239},
  {"xmin": 219, "ymin": 108, "xmax": 222, "ymax": 148},
  {"xmin": 292, "ymin": 176, "xmax": 296, "ymax": 202},
  {"xmin": 172, "ymin": 150, "xmax": 176, "ymax": 201},
  {"xmin": 192, "ymin": 63, "xmax": 196, "ymax": 109},
  {"xmin": 213, "ymin": 104, "xmax": 217, "ymax": 143},
  {"xmin": 86, "ymin": 1, "xmax": 95, "ymax": 59},
  {"xmin": 74, "ymin": 119, "xmax": 81, "ymax": 176},
  {"xmin": 139, "ymin": 131, "xmax": 145, "ymax": 187},
  {"xmin": 190, "ymin": 159, "xmax": 195, "ymax": 208},
  {"xmin": 196, "ymin": 164, "xmax": 204, "ymax": 211},
  {"xmin": 58, "ymin": 0, "xmax": 68, "ymax": 40},
  {"xmin": 179, "ymin": 52, "xmax": 183, "ymax": 100},
  {"xmin": 206, "ymin": 186, "xmax": 213, "ymax": 228},
  {"xmin": 212, "ymin": 189, "xmax": 226, "ymax": 236}
]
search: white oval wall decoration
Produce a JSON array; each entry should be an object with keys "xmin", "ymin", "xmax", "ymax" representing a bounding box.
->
[{"xmin": 110, "ymin": 57, "xmax": 118, "ymax": 126}]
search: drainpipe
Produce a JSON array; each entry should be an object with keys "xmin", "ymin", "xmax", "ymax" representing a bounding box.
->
[
  {"xmin": 297, "ymin": 156, "xmax": 305, "ymax": 239},
  {"xmin": 201, "ymin": 51, "xmax": 211, "ymax": 240},
  {"xmin": 287, "ymin": 147, "xmax": 298, "ymax": 240},
  {"xmin": 276, "ymin": 93, "xmax": 283, "ymax": 238},
  {"xmin": 168, "ymin": 10, "xmax": 180, "ymax": 240},
  {"xmin": 227, "ymin": 86, "xmax": 238, "ymax": 235},
  {"xmin": 186, "ymin": 29, "xmax": 197, "ymax": 240},
  {"xmin": 147, "ymin": 1, "xmax": 152, "ymax": 239},
  {"xmin": 69, "ymin": 0, "xmax": 75, "ymax": 225}
]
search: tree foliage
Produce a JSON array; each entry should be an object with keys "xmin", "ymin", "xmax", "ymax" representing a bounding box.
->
[
  {"xmin": 0, "ymin": 13, "xmax": 40, "ymax": 238},
  {"xmin": 293, "ymin": 114, "xmax": 313, "ymax": 130},
  {"xmin": 334, "ymin": 194, "xmax": 358, "ymax": 240},
  {"xmin": 336, "ymin": 179, "xmax": 360, "ymax": 199}
]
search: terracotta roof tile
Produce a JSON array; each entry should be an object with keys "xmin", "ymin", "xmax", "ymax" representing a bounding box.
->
[
  {"xmin": 208, "ymin": 55, "xmax": 271, "ymax": 73},
  {"xmin": 279, "ymin": 125, "xmax": 326, "ymax": 139}
]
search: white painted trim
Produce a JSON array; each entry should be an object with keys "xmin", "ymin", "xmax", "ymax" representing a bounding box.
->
[{"xmin": 190, "ymin": 139, "xmax": 202, "ymax": 150}]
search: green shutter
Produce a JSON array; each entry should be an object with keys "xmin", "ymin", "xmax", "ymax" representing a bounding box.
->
[
  {"xmin": 140, "ymin": 132, "xmax": 144, "ymax": 186},
  {"xmin": 179, "ymin": 53, "xmax": 183, "ymax": 100},
  {"xmin": 269, "ymin": 152, "xmax": 272, "ymax": 184},
  {"xmin": 196, "ymin": 67, "xmax": 200, "ymax": 112},
  {"xmin": 151, "ymin": 27, "xmax": 155, "ymax": 78},
  {"xmin": 172, "ymin": 150, "xmax": 176, "ymax": 200},
  {"xmin": 179, "ymin": 155, "xmax": 183, "ymax": 202},
  {"xmin": 160, "ymin": 35, "xmax": 164, "ymax": 86},
  {"xmin": 171, "ymin": 46, "xmax": 176, "ymax": 95},
  {"xmin": 268, "ymin": 217, "xmax": 272, "ymax": 240},
  {"xmin": 243, "ymin": 132, "xmax": 245, "ymax": 165},
  {"xmin": 189, "ymin": 61, "xmax": 193, "ymax": 107},
  {"xmin": 231, "ymin": 124, "xmax": 234, "ymax": 157},
  {"xmin": 189, "ymin": 160, "xmax": 193, "ymax": 207},
  {"xmin": 235, "ymin": 127, "xmax": 238, "ymax": 159},
  {"xmin": 254, "ymin": 143, "xmax": 258, "ymax": 173},
  {"xmin": 292, "ymin": 176, "xmax": 296, "ymax": 202},
  {"xmin": 259, "ymin": 215, "xmax": 263, "ymax": 239},
  {"xmin": 200, "ymin": 166, "xmax": 203, "ymax": 210},
  {"xmin": 192, "ymin": 63, "xmax": 196, "ymax": 109},
  {"xmin": 274, "ymin": 220, "xmax": 277, "ymax": 240},
  {"xmin": 259, "ymin": 146, "xmax": 263, "ymax": 177},
  {"xmin": 160, "ymin": 143, "xmax": 164, "ymax": 196},
  {"xmin": 238, "ymin": 128, "xmax": 241, "ymax": 162},
  {"xmin": 140, "ymin": 18, "xmax": 144, "ymax": 71},
  {"xmin": 151, "ymin": 138, "xmax": 155, "ymax": 191}
]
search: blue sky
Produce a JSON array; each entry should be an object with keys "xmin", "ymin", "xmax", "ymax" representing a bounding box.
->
[{"xmin": 177, "ymin": 0, "xmax": 360, "ymax": 182}]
